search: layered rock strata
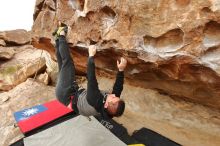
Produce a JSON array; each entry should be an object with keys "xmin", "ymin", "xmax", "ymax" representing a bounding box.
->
[
  {"xmin": 0, "ymin": 30, "xmax": 57, "ymax": 91},
  {"xmin": 31, "ymin": 0, "xmax": 220, "ymax": 110},
  {"xmin": 0, "ymin": 79, "xmax": 55, "ymax": 146}
]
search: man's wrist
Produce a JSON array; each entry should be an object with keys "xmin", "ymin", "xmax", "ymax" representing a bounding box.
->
[
  {"xmin": 117, "ymin": 70, "xmax": 124, "ymax": 76},
  {"xmin": 89, "ymin": 53, "xmax": 95, "ymax": 56}
]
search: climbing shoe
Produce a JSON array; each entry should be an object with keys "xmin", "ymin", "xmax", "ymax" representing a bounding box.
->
[{"xmin": 52, "ymin": 25, "xmax": 68, "ymax": 40}]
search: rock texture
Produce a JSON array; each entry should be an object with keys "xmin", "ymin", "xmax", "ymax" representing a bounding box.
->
[
  {"xmin": 1, "ymin": 76, "xmax": 219, "ymax": 146},
  {"xmin": 0, "ymin": 29, "xmax": 30, "ymax": 46},
  {"xmin": 0, "ymin": 47, "xmax": 15, "ymax": 59},
  {"xmin": 1, "ymin": 1, "xmax": 216, "ymax": 146},
  {"xmin": 36, "ymin": 72, "xmax": 50, "ymax": 85},
  {"xmin": 0, "ymin": 45, "xmax": 47, "ymax": 91},
  {"xmin": 31, "ymin": 0, "xmax": 220, "ymax": 110},
  {"xmin": 0, "ymin": 29, "xmax": 57, "ymax": 91},
  {"xmin": 0, "ymin": 32, "xmax": 59, "ymax": 145},
  {"xmin": 83, "ymin": 76, "xmax": 220, "ymax": 146},
  {"xmin": 0, "ymin": 30, "xmax": 31, "ymax": 60},
  {"xmin": 0, "ymin": 79, "xmax": 55, "ymax": 146},
  {"xmin": 0, "ymin": 39, "xmax": 6, "ymax": 46}
]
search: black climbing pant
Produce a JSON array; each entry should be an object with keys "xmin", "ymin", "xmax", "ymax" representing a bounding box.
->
[{"xmin": 55, "ymin": 36, "xmax": 79, "ymax": 106}]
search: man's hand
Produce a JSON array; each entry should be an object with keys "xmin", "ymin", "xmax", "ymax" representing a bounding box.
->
[
  {"xmin": 117, "ymin": 57, "xmax": 127, "ymax": 71},
  {"xmin": 88, "ymin": 45, "xmax": 97, "ymax": 57}
]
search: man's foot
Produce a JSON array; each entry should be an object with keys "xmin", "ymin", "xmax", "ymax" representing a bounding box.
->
[
  {"xmin": 57, "ymin": 26, "xmax": 68, "ymax": 36},
  {"xmin": 52, "ymin": 25, "xmax": 68, "ymax": 40}
]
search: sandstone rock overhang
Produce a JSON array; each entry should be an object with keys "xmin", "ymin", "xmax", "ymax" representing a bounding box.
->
[{"xmin": 31, "ymin": 0, "xmax": 220, "ymax": 110}]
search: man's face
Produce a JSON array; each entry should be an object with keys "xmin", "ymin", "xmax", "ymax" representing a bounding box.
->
[
  {"xmin": 107, "ymin": 94, "xmax": 120, "ymax": 104},
  {"xmin": 105, "ymin": 94, "xmax": 120, "ymax": 115}
]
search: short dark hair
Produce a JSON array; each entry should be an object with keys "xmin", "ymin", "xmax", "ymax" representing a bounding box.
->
[{"xmin": 115, "ymin": 100, "xmax": 125, "ymax": 117}]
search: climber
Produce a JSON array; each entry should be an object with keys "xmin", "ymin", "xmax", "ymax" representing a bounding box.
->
[{"xmin": 53, "ymin": 23, "xmax": 127, "ymax": 119}]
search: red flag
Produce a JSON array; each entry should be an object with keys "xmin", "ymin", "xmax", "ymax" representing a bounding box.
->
[{"xmin": 14, "ymin": 100, "xmax": 73, "ymax": 133}]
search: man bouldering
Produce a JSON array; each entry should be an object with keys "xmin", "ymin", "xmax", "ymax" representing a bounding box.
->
[{"xmin": 53, "ymin": 24, "xmax": 127, "ymax": 119}]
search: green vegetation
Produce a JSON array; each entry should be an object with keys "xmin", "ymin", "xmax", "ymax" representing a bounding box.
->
[{"xmin": 0, "ymin": 64, "xmax": 22, "ymax": 75}]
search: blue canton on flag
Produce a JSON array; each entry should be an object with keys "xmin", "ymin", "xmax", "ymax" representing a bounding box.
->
[{"xmin": 14, "ymin": 105, "xmax": 48, "ymax": 122}]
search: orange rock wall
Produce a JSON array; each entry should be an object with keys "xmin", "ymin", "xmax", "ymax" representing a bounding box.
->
[{"xmin": 32, "ymin": 0, "xmax": 220, "ymax": 109}]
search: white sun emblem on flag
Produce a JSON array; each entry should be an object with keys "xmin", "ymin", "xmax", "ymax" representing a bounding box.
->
[{"xmin": 22, "ymin": 108, "xmax": 39, "ymax": 117}]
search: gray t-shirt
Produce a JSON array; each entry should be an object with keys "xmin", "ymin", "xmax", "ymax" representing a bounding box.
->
[{"xmin": 77, "ymin": 90, "xmax": 100, "ymax": 117}]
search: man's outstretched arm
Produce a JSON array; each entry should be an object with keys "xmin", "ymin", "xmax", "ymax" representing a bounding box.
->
[
  {"xmin": 86, "ymin": 45, "xmax": 103, "ymax": 106},
  {"xmin": 112, "ymin": 57, "xmax": 127, "ymax": 97}
]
